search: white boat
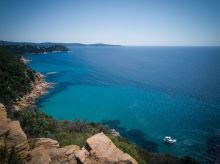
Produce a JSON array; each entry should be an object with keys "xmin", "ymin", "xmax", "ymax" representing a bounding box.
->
[
  {"xmin": 163, "ymin": 136, "xmax": 176, "ymax": 143},
  {"xmin": 46, "ymin": 72, "xmax": 58, "ymax": 75}
]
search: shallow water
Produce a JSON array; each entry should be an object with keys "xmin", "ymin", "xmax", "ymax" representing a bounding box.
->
[{"xmin": 27, "ymin": 46, "xmax": 220, "ymax": 162}]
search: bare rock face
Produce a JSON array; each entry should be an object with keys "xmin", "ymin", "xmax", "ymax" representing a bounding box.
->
[
  {"xmin": 0, "ymin": 103, "xmax": 138, "ymax": 164},
  {"xmin": 30, "ymin": 138, "xmax": 79, "ymax": 164},
  {"xmin": 0, "ymin": 104, "xmax": 9, "ymax": 137},
  {"xmin": 75, "ymin": 147, "xmax": 89, "ymax": 163},
  {"xmin": 0, "ymin": 103, "xmax": 7, "ymax": 121},
  {"xmin": 48, "ymin": 145, "xmax": 80, "ymax": 164},
  {"xmin": 35, "ymin": 138, "xmax": 59, "ymax": 149},
  {"xmin": 30, "ymin": 134, "xmax": 137, "ymax": 164},
  {"xmin": 75, "ymin": 133, "xmax": 138, "ymax": 164},
  {"xmin": 0, "ymin": 103, "xmax": 30, "ymax": 161},
  {"xmin": 29, "ymin": 145, "xmax": 51, "ymax": 164}
]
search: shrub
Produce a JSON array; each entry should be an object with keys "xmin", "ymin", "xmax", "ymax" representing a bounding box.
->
[{"xmin": 0, "ymin": 48, "xmax": 35, "ymax": 108}]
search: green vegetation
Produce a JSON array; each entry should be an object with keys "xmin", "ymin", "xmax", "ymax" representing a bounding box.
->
[
  {"xmin": 13, "ymin": 109, "xmax": 109, "ymax": 147},
  {"xmin": 12, "ymin": 109, "xmax": 199, "ymax": 164},
  {"xmin": 0, "ymin": 44, "xmax": 69, "ymax": 55},
  {"xmin": 109, "ymin": 135, "xmax": 146, "ymax": 163},
  {"xmin": 0, "ymin": 48, "xmax": 35, "ymax": 108},
  {"xmin": 0, "ymin": 148, "xmax": 23, "ymax": 164}
]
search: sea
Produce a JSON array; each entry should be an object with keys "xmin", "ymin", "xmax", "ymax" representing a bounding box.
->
[{"xmin": 26, "ymin": 46, "xmax": 220, "ymax": 163}]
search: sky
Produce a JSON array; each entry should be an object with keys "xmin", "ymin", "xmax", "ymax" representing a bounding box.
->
[{"xmin": 0, "ymin": 0, "xmax": 220, "ymax": 46}]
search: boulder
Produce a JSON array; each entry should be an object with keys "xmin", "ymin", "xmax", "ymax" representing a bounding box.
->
[
  {"xmin": 0, "ymin": 104, "xmax": 138, "ymax": 164},
  {"xmin": 32, "ymin": 138, "xmax": 79, "ymax": 164},
  {"xmin": 48, "ymin": 145, "xmax": 80, "ymax": 164},
  {"xmin": 30, "ymin": 133, "xmax": 138, "ymax": 164},
  {"xmin": 76, "ymin": 133, "xmax": 138, "ymax": 164},
  {"xmin": 35, "ymin": 138, "xmax": 59, "ymax": 149},
  {"xmin": 0, "ymin": 103, "xmax": 7, "ymax": 121},
  {"xmin": 0, "ymin": 103, "xmax": 9, "ymax": 138},
  {"xmin": 60, "ymin": 145, "xmax": 80, "ymax": 156},
  {"xmin": 29, "ymin": 145, "xmax": 51, "ymax": 164},
  {"xmin": 0, "ymin": 103, "xmax": 30, "ymax": 161},
  {"xmin": 75, "ymin": 147, "xmax": 89, "ymax": 163}
]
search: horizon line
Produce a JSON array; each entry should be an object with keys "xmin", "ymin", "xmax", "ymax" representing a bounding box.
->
[{"xmin": 1, "ymin": 40, "xmax": 220, "ymax": 47}]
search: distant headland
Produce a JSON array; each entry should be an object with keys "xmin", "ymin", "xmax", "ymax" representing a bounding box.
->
[
  {"xmin": 0, "ymin": 40, "xmax": 121, "ymax": 55},
  {"xmin": 0, "ymin": 40, "xmax": 121, "ymax": 47}
]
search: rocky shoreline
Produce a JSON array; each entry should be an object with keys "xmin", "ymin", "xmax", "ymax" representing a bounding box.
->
[
  {"xmin": 13, "ymin": 72, "xmax": 53, "ymax": 111},
  {"xmin": 0, "ymin": 103, "xmax": 138, "ymax": 164}
]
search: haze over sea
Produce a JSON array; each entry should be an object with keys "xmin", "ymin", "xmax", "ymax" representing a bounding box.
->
[{"xmin": 27, "ymin": 46, "xmax": 220, "ymax": 162}]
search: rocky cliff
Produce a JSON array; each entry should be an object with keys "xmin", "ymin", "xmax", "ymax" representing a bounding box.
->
[
  {"xmin": 0, "ymin": 103, "xmax": 137, "ymax": 164},
  {"xmin": 0, "ymin": 103, "xmax": 30, "ymax": 161}
]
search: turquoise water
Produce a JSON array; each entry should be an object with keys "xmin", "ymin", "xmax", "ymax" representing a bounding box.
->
[{"xmin": 27, "ymin": 46, "xmax": 220, "ymax": 162}]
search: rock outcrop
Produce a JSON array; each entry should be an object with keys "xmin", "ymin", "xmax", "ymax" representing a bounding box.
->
[
  {"xmin": 77, "ymin": 133, "xmax": 138, "ymax": 164},
  {"xmin": 34, "ymin": 138, "xmax": 59, "ymax": 149},
  {"xmin": 0, "ymin": 103, "xmax": 137, "ymax": 164},
  {"xmin": 29, "ymin": 134, "xmax": 137, "ymax": 164},
  {"xmin": 0, "ymin": 103, "xmax": 30, "ymax": 161},
  {"xmin": 29, "ymin": 145, "xmax": 51, "ymax": 164},
  {"xmin": 30, "ymin": 138, "xmax": 80, "ymax": 164}
]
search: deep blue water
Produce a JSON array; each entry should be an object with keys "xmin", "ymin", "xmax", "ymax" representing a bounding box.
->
[{"xmin": 27, "ymin": 46, "xmax": 220, "ymax": 163}]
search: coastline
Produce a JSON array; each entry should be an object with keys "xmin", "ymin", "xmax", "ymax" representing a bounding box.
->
[
  {"xmin": 13, "ymin": 72, "xmax": 52, "ymax": 110},
  {"xmin": 0, "ymin": 48, "xmax": 200, "ymax": 164}
]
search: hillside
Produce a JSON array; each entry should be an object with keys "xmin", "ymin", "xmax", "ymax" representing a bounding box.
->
[
  {"xmin": 0, "ymin": 42, "xmax": 69, "ymax": 55},
  {"xmin": 0, "ymin": 48, "xmax": 35, "ymax": 109}
]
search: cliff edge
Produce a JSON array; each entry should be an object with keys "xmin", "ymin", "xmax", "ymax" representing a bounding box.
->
[{"xmin": 0, "ymin": 103, "xmax": 137, "ymax": 164}]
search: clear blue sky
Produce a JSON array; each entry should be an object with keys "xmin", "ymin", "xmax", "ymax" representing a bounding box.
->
[{"xmin": 0, "ymin": 0, "xmax": 220, "ymax": 45}]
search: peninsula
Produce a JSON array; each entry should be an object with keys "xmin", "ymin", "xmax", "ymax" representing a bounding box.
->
[{"xmin": 0, "ymin": 41, "xmax": 69, "ymax": 55}]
